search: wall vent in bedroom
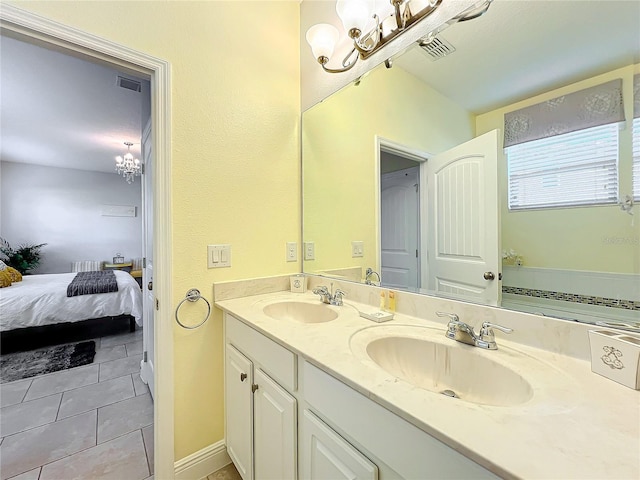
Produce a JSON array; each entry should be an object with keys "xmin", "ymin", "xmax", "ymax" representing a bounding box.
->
[
  {"xmin": 418, "ymin": 36, "xmax": 456, "ymax": 61},
  {"xmin": 117, "ymin": 75, "xmax": 142, "ymax": 92}
]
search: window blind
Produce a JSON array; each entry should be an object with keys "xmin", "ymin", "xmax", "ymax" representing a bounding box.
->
[
  {"xmin": 504, "ymin": 79, "xmax": 624, "ymax": 147},
  {"xmin": 506, "ymin": 123, "xmax": 619, "ymax": 210}
]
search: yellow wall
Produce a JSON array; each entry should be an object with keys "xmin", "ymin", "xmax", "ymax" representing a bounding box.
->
[
  {"xmin": 8, "ymin": 0, "xmax": 301, "ymax": 460},
  {"xmin": 477, "ymin": 65, "xmax": 640, "ymax": 274},
  {"xmin": 303, "ymin": 65, "xmax": 475, "ymax": 275}
]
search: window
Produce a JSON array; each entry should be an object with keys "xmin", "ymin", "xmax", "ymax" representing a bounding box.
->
[
  {"xmin": 506, "ymin": 123, "xmax": 619, "ymax": 210},
  {"xmin": 633, "ymin": 117, "xmax": 640, "ymax": 201}
]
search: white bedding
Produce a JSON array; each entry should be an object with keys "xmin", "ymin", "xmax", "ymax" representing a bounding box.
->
[{"xmin": 0, "ymin": 271, "xmax": 142, "ymax": 332}]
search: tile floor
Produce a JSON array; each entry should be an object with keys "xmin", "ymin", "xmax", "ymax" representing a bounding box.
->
[
  {"xmin": 0, "ymin": 329, "xmax": 154, "ymax": 480},
  {"xmin": 207, "ymin": 463, "xmax": 241, "ymax": 480}
]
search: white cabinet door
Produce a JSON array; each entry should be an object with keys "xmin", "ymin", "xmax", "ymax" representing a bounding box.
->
[
  {"xmin": 302, "ymin": 410, "xmax": 378, "ymax": 480},
  {"xmin": 226, "ymin": 345, "xmax": 254, "ymax": 480},
  {"xmin": 254, "ymin": 368, "xmax": 297, "ymax": 480}
]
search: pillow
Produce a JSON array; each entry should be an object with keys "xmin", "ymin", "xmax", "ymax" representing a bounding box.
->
[
  {"xmin": 5, "ymin": 266, "xmax": 22, "ymax": 282},
  {"xmin": 0, "ymin": 270, "xmax": 12, "ymax": 287},
  {"xmin": 0, "ymin": 259, "xmax": 7, "ymax": 271}
]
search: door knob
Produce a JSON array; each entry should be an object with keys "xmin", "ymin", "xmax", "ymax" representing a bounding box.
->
[
  {"xmin": 483, "ymin": 271, "xmax": 495, "ymax": 281},
  {"xmin": 148, "ymin": 281, "xmax": 153, "ymax": 291}
]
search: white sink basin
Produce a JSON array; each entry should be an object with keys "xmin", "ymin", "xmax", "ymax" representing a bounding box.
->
[
  {"xmin": 351, "ymin": 326, "xmax": 533, "ymax": 407},
  {"xmin": 263, "ymin": 301, "xmax": 338, "ymax": 324}
]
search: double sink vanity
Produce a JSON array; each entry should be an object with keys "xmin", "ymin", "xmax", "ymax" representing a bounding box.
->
[{"xmin": 214, "ymin": 275, "xmax": 640, "ymax": 479}]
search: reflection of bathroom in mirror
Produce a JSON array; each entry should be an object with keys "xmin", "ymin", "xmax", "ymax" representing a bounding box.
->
[{"xmin": 302, "ymin": 0, "xmax": 640, "ymax": 326}]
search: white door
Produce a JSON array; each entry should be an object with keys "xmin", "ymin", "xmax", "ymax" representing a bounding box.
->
[
  {"xmin": 140, "ymin": 118, "xmax": 155, "ymax": 397},
  {"xmin": 380, "ymin": 167, "xmax": 420, "ymax": 290},
  {"xmin": 425, "ymin": 130, "xmax": 501, "ymax": 306},
  {"xmin": 254, "ymin": 369, "xmax": 297, "ymax": 480},
  {"xmin": 226, "ymin": 345, "xmax": 254, "ymax": 480},
  {"xmin": 302, "ymin": 409, "xmax": 378, "ymax": 480}
]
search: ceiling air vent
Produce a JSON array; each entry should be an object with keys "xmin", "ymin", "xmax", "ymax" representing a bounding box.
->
[
  {"xmin": 117, "ymin": 75, "xmax": 142, "ymax": 92},
  {"xmin": 418, "ymin": 36, "xmax": 456, "ymax": 61}
]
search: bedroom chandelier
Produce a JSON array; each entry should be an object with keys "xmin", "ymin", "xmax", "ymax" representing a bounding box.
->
[
  {"xmin": 306, "ymin": 0, "xmax": 492, "ymax": 74},
  {"xmin": 115, "ymin": 142, "xmax": 141, "ymax": 184}
]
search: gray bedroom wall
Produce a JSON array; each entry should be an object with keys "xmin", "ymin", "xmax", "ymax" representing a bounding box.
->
[{"xmin": 1, "ymin": 161, "xmax": 142, "ymax": 274}]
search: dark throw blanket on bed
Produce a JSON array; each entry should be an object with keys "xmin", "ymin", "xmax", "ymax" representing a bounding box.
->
[{"xmin": 67, "ymin": 271, "xmax": 119, "ymax": 297}]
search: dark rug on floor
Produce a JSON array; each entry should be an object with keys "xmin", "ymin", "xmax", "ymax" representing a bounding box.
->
[{"xmin": 0, "ymin": 340, "xmax": 96, "ymax": 383}]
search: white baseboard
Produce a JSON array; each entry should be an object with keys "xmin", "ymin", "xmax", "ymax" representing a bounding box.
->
[{"xmin": 174, "ymin": 440, "xmax": 231, "ymax": 480}]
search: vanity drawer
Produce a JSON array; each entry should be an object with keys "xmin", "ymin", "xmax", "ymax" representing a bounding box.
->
[
  {"xmin": 303, "ymin": 361, "xmax": 496, "ymax": 479},
  {"xmin": 226, "ymin": 314, "xmax": 297, "ymax": 391}
]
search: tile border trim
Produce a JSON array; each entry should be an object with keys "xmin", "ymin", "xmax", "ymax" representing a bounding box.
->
[{"xmin": 502, "ymin": 286, "xmax": 640, "ymax": 311}]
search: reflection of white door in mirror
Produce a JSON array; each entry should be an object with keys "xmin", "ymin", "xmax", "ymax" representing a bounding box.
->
[
  {"xmin": 380, "ymin": 166, "xmax": 420, "ymax": 290},
  {"xmin": 426, "ymin": 130, "xmax": 501, "ymax": 306}
]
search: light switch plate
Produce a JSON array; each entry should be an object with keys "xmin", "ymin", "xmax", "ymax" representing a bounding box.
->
[
  {"xmin": 352, "ymin": 241, "xmax": 364, "ymax": 258},
  {"xmin": 286, "ymin": 242, "xmax": 297, "ymax": 262},
  {"xmin": 304, "ymin": 241, "xmax": 315, "ymax": 261},
  {"xmin": 208, "ymin": 244, "xmax": 231, "ymax": 268}
]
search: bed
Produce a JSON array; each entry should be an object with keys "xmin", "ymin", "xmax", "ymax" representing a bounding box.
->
[{"xmin": 0, "ymin": 270, "xmax": 142, "ymax": 332}]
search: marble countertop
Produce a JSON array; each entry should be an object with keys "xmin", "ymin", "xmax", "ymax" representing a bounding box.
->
[{"xmin": 216, "ymin": 291, "xmax": 640, "ymax": 479}]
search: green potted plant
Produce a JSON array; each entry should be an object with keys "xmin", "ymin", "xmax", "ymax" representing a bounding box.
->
[{"xmin": 0, "ymin": 238, "xmax": 47, "ymax": 274}]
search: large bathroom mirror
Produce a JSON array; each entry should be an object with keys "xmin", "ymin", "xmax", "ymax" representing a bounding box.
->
[{"xmin": 302, "ymin": 0, "xmax": 640, "ymax": 326}]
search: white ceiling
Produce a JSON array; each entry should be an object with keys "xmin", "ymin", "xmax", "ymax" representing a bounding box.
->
[
  {"xmin": 394, "ymin": 0, "xmax": 640, "ymax": 114},
  {"xmin": 0, "ymin": 34, "xmax": 149, "ymax": 173}
]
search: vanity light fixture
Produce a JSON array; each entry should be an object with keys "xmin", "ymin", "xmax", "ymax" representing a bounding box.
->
[
  {"xmin": 306, "ymin": 0, "xmax": 492, "ymax": 74},
  {"xmin": 115, "ymin": 141, "xmax": 142, "ymax": 184}
]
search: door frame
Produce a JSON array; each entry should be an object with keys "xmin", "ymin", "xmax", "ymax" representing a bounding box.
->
[
  {"xmin": 374, "ymin": 136, "xmax": 429, "ymax": 288},
  {"xmin": 0, "ymin": 5, "xmax": 174, "ymax": 478}
]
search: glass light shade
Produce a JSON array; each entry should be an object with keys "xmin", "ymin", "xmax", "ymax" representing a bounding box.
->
[
  {"xmin": 336, "ymin": 0, "xmax": 372, "ymax": 33},
  {"xmin": 306, "ymin": 24, "xmax": 340, "ymax": 60},
  {"xmin": 373, "ymin": 0, "xmax": 395, "ymax": 19}
]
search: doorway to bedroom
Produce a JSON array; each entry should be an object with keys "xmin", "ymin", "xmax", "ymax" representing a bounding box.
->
[{"xmin": 0, "ymin": 32, "xmax": 156, "ymax": 479}]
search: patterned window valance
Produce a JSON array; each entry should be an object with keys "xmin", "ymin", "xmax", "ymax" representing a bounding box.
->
[
  {"xmin": 634, "ymin": 74, "xmax": 640, "ymax": 119},
  {"xmin": 504, "ymin": 79, "xmax": 624, "ymax": 147}
]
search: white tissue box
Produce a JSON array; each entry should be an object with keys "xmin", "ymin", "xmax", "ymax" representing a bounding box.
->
[
  {"xmin": 289, "ymin": 275, "xmax": 307, "ymax": 293},
  {"xmin": 588, "ymin": 330, "xmax": 640, "ymax": 390}
]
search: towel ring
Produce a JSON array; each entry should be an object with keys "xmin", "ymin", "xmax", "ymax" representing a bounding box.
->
[{"xmin": 175, "ymin": 288, "xmax": 211, "ymax": 329}]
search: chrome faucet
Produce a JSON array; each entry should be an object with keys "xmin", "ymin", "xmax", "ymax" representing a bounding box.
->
[
  {"xmin": 312, "ymin": 284, "xmax": 347, "ymax": 306},
  {"xmin": 436, "ymin": 312, "xmax": 513, "ymax": 350},
  {"xmin": 364, "ymin": 268, "xmax": 381, "ymax": 286}
]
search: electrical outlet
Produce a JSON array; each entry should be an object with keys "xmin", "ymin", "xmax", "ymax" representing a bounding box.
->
[
  {"xmin": 286, "ymin": 242, "xmax": 297, "ymax": 262},
  {"xmin": 304, "ymin": 241, "xmax": 315, "ymax": 260},
  {"xmin": 351, "ymin": 241, "xmax": 364, "ymax": 258}
]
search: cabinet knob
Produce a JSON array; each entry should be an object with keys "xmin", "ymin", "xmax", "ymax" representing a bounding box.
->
[
  {"xmin": 252, "ymin": 384, "xmax": 259, "ymax": 393},
  {"xmin": 240, "ymin": 373, "xmax": 247, "ymax": 382}
]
